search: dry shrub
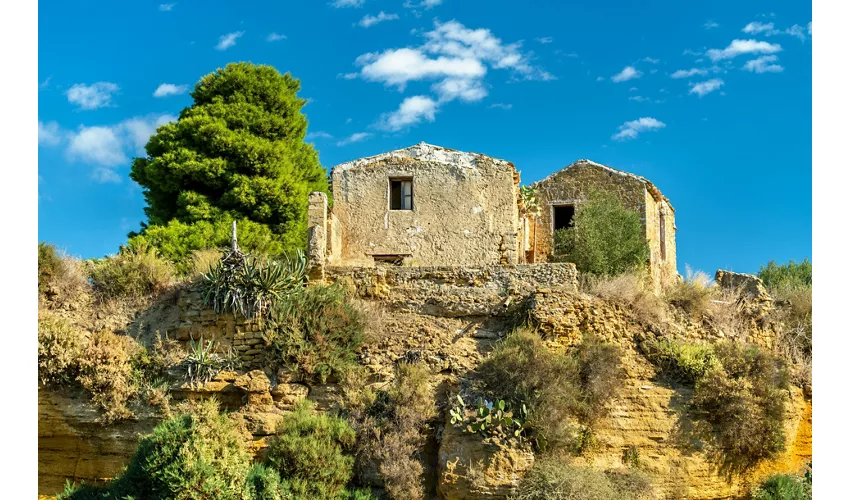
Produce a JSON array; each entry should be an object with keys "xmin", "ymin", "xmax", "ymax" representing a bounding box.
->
[
  {"xmin": 77, "ymin": 330, "xmax": 140, "ymax": 422},
  {"xmin": 705, "ymin": 289, "xmax": 749, "ymax": 339},
  {"xmin": 190, "ymin": 248, "xmax": 224, "ymax": 277},
  {"xmin": 513, "ymin": 457, "xmax": 636, "ymax": 500},
  {"xmin": 772, "ymin": 286, "xmax": 812, "ymax": 395},
  {"xmin": 345, "ymin": 362, "xmax": 436, "ymax": 499},
  {"xmin": 38, "ymin": 242, "xmax": 90, "ymax": 306},
  {"xmin": 38, "ymin": 312, "xmax": 88, "ymax": 386},
  {"xmin": 690, "ymin": 342, "xmax": 789, "ymax": 474},
  {"xmin": 478, "ymin": 329, "xmax": 624, "ymax": 450},
  {"xmin": 87, "ymin": 243, "xmax": 175, "ymax": 302},
  {"xmin": 581, "ymin": 271, "xmax": 666, "ymax": 325},
  {"xmin": 666, "ymin": 266, "xmax": 714, "ymax": 319}
]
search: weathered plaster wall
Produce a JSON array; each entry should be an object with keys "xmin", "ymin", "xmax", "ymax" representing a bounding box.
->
[
  {"xmin": 324, "ymin": 264, "xmax": 579, "ymax": 317},
  {"xmin": 530, "ymin": 160, "xmax": 678, "ymax": 290},
  {"xmin": 329, "ymin": 144, "xmax": 521, "ymax": 267}
]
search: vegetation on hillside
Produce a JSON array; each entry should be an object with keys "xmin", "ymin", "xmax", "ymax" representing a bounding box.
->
[
  {"xmin": 552, "ymin": 189, "xmax": 649, "ymax": 276},
  {"xmin": 128, "ymin": 62, "xmax": 329, "ymax": 269},
  {"xmin": 475, "ymin": 328, "xmax": 624, "ymax": 452},
  {"xmin": 58, "ymin": 399, "xmax": 375, "ymax": 500}
]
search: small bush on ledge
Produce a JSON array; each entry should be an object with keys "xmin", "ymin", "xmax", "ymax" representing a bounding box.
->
[{"xmin": 268, "ymin": 283, "xmax": 366, "ymax": 383}]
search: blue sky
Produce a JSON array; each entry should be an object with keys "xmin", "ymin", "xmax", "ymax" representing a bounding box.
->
[{"xmin": 38, "ymin": 0, "xmax": 812, "ymax": 275}]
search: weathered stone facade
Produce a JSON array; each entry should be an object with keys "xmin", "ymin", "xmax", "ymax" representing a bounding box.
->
[
  {"xmin": 530, "ymin": 159, "xmax": 678, "ymax": 291},
  {"xmin": 309, "ymin": 142, "xmax": 522, "ymax": 273},
  {"xmin": 307, "ymin": 145, "xmax": 678, "ymax": 294}
]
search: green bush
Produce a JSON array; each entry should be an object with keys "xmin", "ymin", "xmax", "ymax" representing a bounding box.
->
[
  {"xmin": 751, "ymin": 472, "xmax": 812, "ymax": 500},
  {"xmin": 269, "ymin": 284, "xmax": 366, "ymax": 383},
  {"xmin": 690, "ymin": 342, "xmax": 789, "ymax": 473},
  {"xmin": 641, "ymin": 338, "xmax": 720, "ymax": 385},
  {"xmin": 128, "ymin": 218, "xmax": 289, "ymax": 275},
  {"xmin": 513, "ymin": 457, "xmax": 654, "ymax": 500},
  {"xmin": 552, "ymin": 189, "xmax": 649, "ymax": 276},
  {"xmin": 266, "ymin": 400, "xmax": 357, "ymax": 499},
  {"xmin": 87, "ymin": 243, "xmax": 175, "ymax": 301},
  {"xmin": 478, "ymin": 329, "xmax": 623, "ymax": 451},
  {"xmin": 243, "ymin": 464, "xmax": 285, "ymax": 500},
  {"xmin": 61, "ymin": 399, "xmax": 252, "ymax": 500},
  {"xmin": 758, "ymin": 259, "xmax": 812, "ymax": 291}
]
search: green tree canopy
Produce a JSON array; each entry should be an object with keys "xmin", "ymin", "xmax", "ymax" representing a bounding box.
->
[
  {"xmin": 129, "ymin": 62, "xmax": 328, "ymax": 264},
  {"xmin": 552, "ymin": 189, "xmax": 649, "ymax": 276}
]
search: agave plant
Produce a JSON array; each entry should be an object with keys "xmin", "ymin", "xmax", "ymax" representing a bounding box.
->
[
  {"xmin": 201, "ymin": 249, "xmax": 307, "ymax": 320},
  {"xmin": 182, "ymin": 336, "xmax": 241, "ymax": 384}
]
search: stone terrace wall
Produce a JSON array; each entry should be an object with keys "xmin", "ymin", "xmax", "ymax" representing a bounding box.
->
[
  {"xmin": 325, "ymin": 263, "xmax": 578, "ymax": 317},
  {"xmin": 173, "ymin": 290, "xmax": 269, "ymax": 367}
]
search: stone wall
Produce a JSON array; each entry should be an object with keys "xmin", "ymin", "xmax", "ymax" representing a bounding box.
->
[
  {"xmin": 324, "ymin": 263, "xmax": 578, "ymax": 317},
  {"xmin": 530, "ymin": 160, "xmax": 678, "ymax": 291},
  {"xmin": 326, "ymin": 143, "xmax": 522, "ymax": 267},
  {"xmin": 174, "ymin": 289, "xmax": 269, "ymax": 367}
]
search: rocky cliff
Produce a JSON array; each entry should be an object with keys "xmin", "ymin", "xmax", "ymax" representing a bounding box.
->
[{"xmin": 38, "ymin": 265, "xmax": 812, "ymax": 498}]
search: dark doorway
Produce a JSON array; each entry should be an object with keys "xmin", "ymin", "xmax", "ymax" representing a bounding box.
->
[{"xmin": 553, "ymin": 205, "xmax": 575, "ymax": 231}]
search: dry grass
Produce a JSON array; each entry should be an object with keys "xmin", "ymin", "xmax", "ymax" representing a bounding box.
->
[
  {"xmin": 38, "ymin": 243, "xmax": 91, "ymax": 308},
  {"xmin": 580, "ymin": 271, "xmax": 667, "ymax": 325},
  {"xmin": 87, "ymin": 243, "xmax": 175, "ymax": 302},
  {"xmin": 665, "ymin": 266, "xmax": 715, "ymax": 320},
  {"xmin": 190, "ymin": 248, "xmax": 224, "ymax": 277}
]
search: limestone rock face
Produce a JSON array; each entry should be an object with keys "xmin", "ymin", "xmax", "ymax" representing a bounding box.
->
[
  {"xmin": 438, "ymin": 422, "xmax": 535, "ymax": 500},
  {"xmin": 38, "ymin": 386, "xmax": 158, "ymax": 496}
]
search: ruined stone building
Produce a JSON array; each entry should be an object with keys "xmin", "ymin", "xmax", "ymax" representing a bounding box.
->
[
  {"xmin": 529, "ymin": 159, "xmax": 678, "ymax": 290},
  {"xmin": 307, "ymin": 142, "xmax": 677, "ymax": 288}
]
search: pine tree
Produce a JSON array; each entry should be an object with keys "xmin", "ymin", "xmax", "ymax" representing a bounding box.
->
[{"xmin": 129, "ymin": 62, "xmax": 328, "ymax": 265}]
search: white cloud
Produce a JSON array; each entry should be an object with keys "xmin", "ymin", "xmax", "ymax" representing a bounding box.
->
[
  {"xmin": 356, "ymin": 48, "xmax": 486, "ymax": 89},
  {"xmin": 432, "ymin": 78, "xmax": 487, "ymax": 102},
  {"xmin": 336, "ymin": 132, "xmax": 373, "ymax": 146},
  {"xmin": 159, "ymin": 3, "xmax": 175, "ymax": 11},
  {"xmin": 306, "ymin": 131, "xmax": 334, "ymax": 140},
  {"xmin": 743, "ymin": 21, "xmax": 808, "ymax": 41},
  {"xmin": 332, "ymin": 0, "xmax": 365, "ymax": 7},
  {"xmin": 65, "ymin": 114, "xmax": 176, "ymax": 182},
  {"xmin": 39, "ymin": 76, "xmax": 51, "ymax": 89},
  {"xmin": 39, "ymin": 120, "xmax": 62, "ymax": 146},
  {"xmin": 705, "ymin": 39, "xmax": 782, "ymax": 61},
  {"xmin": 742, "ymin": 55, "xmax": 783, "ymax": 73},
  {"xmin": 642, "ymin": 57, "xmax": 660, "ymax": 64},
  {"xmin": 612, "ymin": 117, "xmax": 666, "ymax": 141},
  {"xmin": 66, "ymin": 82, "xmax": 119, "ymax": 110},
  {"xmin": 216, "ymin": 31, "xmax": 244, "ymax": 51},
  {"xmin": 595, "ymin": 76, "xmax": 605, "ymax": 82},
  {"xmin": 489, "ymin": 103, "xmax": 512, "ymax": 110},
  {"xmin": 338, "ymin": 72, "xmax": 359, "ymax": 80},
  {"xmin": 688, "ymin": 78, "xmax": 724, "ymax": 97},
  {"xmin": 704, "ymin": 20, "xmax": 719, "ymax": 29},
  {"xmin": 671, "ymin": 68, "xmax": 708, "ymax": 79},
  {"xmin": 422, "ymin": 20, "xmax": 553, "ymax": 80},
  {"xmin": 683, "ymin": 48, "xmax": 703, "ymax": 56},
  {"xmin": 67, "ymin": 126, "xmax": 127, "ymax": 169},
  {"xmin": 742, "ymin": 21, "xmax": 776, "ymax": 35},
  {"xmin": 611, "ymin": 66, "xmax": 642, "ymax": 83},
  {"xmin": 267, "ymin": 32, "xmax": 287, "ymax": 42},
  {"xmin": 153, "ymin": 83, "xmax": 188, "ymax": 97},
  {"xmin": 356, "ymin": 19, "xmax": 551, "ymax": 130},
  {"xmin": 536, "ymin": 37, "xmax": 554, "ymax": 44},
  {"xmin": 403, "ymin": 0, "xmax": 442, "ymax": 9},
  {"xmin": 359, "ymin": 11, "xmax": 399, "ymax": 28},
  {"xmin": 378, "ymin": 96, "xmax": 438, "ymax": 131},
  {"xmin": 784, "ymin": 24, "xmax": 807, "ymax": 41}
]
